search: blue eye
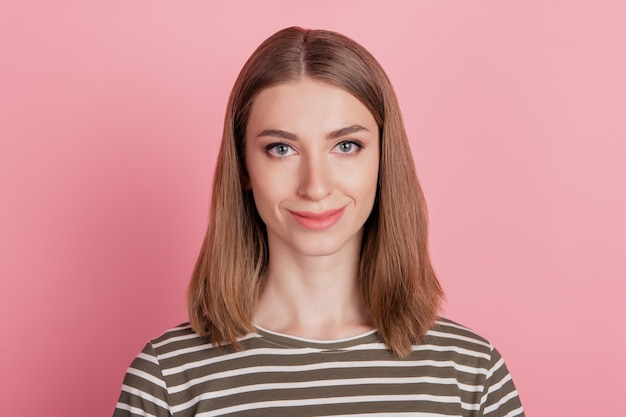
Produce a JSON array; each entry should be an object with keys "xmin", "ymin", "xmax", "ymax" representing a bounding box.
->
[
  {"xmin": 266, "ymin": 143, "xmax": 294, "ymax": 157},
  {"xmin": 334, "ymin": 141, "xmax": 362, "ymax": 154}
]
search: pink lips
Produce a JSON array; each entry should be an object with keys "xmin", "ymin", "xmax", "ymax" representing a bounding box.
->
[{"xmin": 288, "ymin": 207, "xmax": 346, "ymax": 230}]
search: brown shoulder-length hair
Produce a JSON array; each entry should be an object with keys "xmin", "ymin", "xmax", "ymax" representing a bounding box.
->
[{"xmin": 188, "ymin": 26, "xmax": 443, "ymax": 357}]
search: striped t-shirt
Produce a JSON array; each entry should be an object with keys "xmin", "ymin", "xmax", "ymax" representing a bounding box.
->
[{"xmin": 114, "ymin": 318, "xmax": 524, "ymax": 417}]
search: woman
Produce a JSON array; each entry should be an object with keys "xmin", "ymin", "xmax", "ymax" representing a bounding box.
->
[{"xmin": 114, "ymin": 27, "xmax": 524, "ymax": 417}]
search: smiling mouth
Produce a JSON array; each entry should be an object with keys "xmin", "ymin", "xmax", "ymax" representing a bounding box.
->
[{"xmin": 288, "ymin": 207, "xmax": 346, "ymax": 230}]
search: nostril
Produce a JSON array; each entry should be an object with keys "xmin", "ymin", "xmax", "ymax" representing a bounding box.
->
[{"xmin": 297, "ymin": 165, "xmax": 332, "ymax": 201}]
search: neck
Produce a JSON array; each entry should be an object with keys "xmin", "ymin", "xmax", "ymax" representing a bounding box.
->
[{"xmin": 253, "ymin": 234, "xmax": 373, "ymax": 340}]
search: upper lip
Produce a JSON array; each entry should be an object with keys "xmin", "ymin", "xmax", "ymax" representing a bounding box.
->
[{"xmin": 288, "ymin": 207, "xmax": 344, "ymax": 219}]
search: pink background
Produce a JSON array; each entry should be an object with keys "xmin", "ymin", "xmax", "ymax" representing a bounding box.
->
[{"xmin": 2, "ymin": 1, "xmax": 625, "ymax": 416}]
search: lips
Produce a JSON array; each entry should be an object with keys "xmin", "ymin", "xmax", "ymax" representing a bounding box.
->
[{"xmin": 288, "ymin": 207, "xmax": 346, "ymax": 230}]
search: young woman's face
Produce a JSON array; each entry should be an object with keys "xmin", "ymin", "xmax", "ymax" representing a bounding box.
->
[{"xmin": 245, "ymin": 78, "xmax": 380, "ymax": 258}]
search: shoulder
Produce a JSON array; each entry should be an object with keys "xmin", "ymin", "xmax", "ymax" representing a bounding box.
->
[
  {"xmin": 426, "ymin": 318, "xmax": 525, "ymax": 416},
  {"xmin": 418, "ymin": 318, "xmax": 499, "ymax": 378},
  {"xmin": 425, "ymin": 317, "xmax": 494, "ymax": 353},
  {"xmin": 118, "ymin": 324, "xmax": 209, "ymax": 397},
  {"xmin": 427, "ymin": 318, "xmax": 514, "ymax": 372},
  {"xmin": 149, "ymin": 322, "xmax": 202, "ymax": 349},
  {"xmin": 142, "ymin": 322, "xmax": 221, "ymax": 362},
  {"xmin": 114, "ymin": 325, "xmax": 200, "ymax": 417},
  {"xmin": 144, "ymin": 323, "xmax": 264, "ymax": 365},
  {"xmin": 122, "ymin": 323, "xmax": 197, "ymax": 369}
]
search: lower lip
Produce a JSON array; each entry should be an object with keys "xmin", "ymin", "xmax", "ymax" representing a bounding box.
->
[{"xmin": 289, "ymin": 208, "xmax": 346, "ymax": 230}]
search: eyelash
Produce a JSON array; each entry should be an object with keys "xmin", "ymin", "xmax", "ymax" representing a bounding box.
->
[
  {"xmin": 264, "ymin": 143, "xmax": 294, "ymax": 157},
  {"xmin": 334, "ymin": 140, "xmax": 363, "ymax": 154},
  {"xmin": 265, "ymin": 140, "xmax": 363, "ymax": 157}
]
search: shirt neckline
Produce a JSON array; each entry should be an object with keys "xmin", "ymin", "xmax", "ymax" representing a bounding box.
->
[{"xmin": 253, "ymin": 324, "xmax": 380, "ymax": 350}]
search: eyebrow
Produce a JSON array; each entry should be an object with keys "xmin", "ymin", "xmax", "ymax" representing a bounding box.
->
[{"xmin": 256, "ymin": 124, "xmax": 370, "ymax": 141}]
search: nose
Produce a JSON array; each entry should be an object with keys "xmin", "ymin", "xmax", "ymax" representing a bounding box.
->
[{"xmin": 297, "ymin": 154, "xmax": 332, "ymax": 201}]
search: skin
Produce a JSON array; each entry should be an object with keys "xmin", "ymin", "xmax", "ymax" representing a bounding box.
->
[{"xmin": 246, "ymin": 77, "xmax": 380, "ymax": 340}]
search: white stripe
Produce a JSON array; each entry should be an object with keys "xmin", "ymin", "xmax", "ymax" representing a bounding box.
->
[
  {"xmin": 434, "ymin": 320, "xmax": 493, "ymax": 348},
  {"xmin": 161, "ymin": 342, "xmax": 492, "ymax": 377},
  {"xmin": 156, "ymin": 333, "xmax": 259, "ymax": 360},
  {"xmin": 162, "ymin": 346, "xmax": 331, "ymax": 375},
  {"xmin": 159, "ymin": 341, "xmax": 490, "ymax": 373},
  {"xmin": 412, "ymin": 343, "xmax": 491, "ymax": 360},
  {"xmin": 458, "ymin": 381, "xmax": 484, "ymax": 393},
  {"xmin": 136, "ymin": 352, "xmax": 158, "ymax": 365},
  {"xmin": 483, "ymin": 351, "xmax": 496, "ymax": 382},
  {"xmin": 126, "ymin": 367, "xmax": 167, "ymax": 389},
  {"xmin": 499, "ymin": 405, "xmax": 525, "ymax": 417},
  {"xmin": 484, "ymin": 390, "xmax": 520, "ymax": 414},
  {"xmin": 488, "ymin": 356, "xmax": 506, "ymax": 380},
  {"xmin": 155, "ymin": 326, "xmax": 490, "ymax": 365},
  {"xmin": 170, "ymin": 376, "xmax": 479, "ymax": 413},
  {"xmin": 480, "ymin": 356, "xmax": 507, "ymax": 406},
  {"xmin": 115, "ymin": 402, "xmax": 159, "ymax": 417},
  {"xmin": 168, "ymin": 359, "xmax": 488, "ymax": 394},
  {"xmin": 195, "ymin": 394, "xmax": 465, "ymax": 417},
  {"xmin": 487, "ymin": 372, "xmax": 512, "ymax": 395},
  {"xmin": 344, "ymin": 341, "xmax": 490, "ymax": 360},
  {"xmin": 121, "ymin": 384, "xmax": 170, "ymax": 411},
  {"xmin": 426, "ymin": 330, "xmax": 491, "ymax": 349},
  {"xmin": 157, "ymin": 342, "xmax": 216, "ymax": 360},
  {"xmin": 151, "ymin": 331, "xmax": 197, "ymax": 349}
]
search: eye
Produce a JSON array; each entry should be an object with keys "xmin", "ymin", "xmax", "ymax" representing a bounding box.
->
[
  {"xmin": 266, "ymin": 143, "xmax": 296, "ymax": 157},
  {"xmin": 333, "ymin": 140, "xmax": 362, "ymax": 154}
]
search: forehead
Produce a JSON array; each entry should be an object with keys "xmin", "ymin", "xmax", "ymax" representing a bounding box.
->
[{"xmin": 246, "ymin": 78, "xmax": 377, "ymax": 136}]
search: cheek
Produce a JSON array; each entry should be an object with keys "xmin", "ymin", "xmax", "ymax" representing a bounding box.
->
[
  {"xmin": 345, "ymin": 159, "xmax": 379, "ymax": 198},
  {"xmin": 249, "ymin": 186, "xmax": 274, "ymax": 228},
  {"xmin": 249, "ymin": 172, "xmax": 290, "ymax": 215},
  {"xmin": 249, "ymin": 181, "xmax": 275, "ymax": 207}
]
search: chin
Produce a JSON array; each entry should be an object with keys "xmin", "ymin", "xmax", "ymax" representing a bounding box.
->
[
  {"xmin": 291, "ymin": 236, "xmax": 357, "ymax": 258},
  {"xmin": 300, "ymin": 247, "xmax": 345, "ymax": 257}
]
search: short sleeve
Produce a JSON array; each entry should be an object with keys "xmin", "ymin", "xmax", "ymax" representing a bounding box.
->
[
  {"xmin": 480, "ymin": 347, "xmax": 525, "ymax": 417},
  {"xmin": 113, "ymin": 342, "xmax": 172, "ymax": 417}
]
